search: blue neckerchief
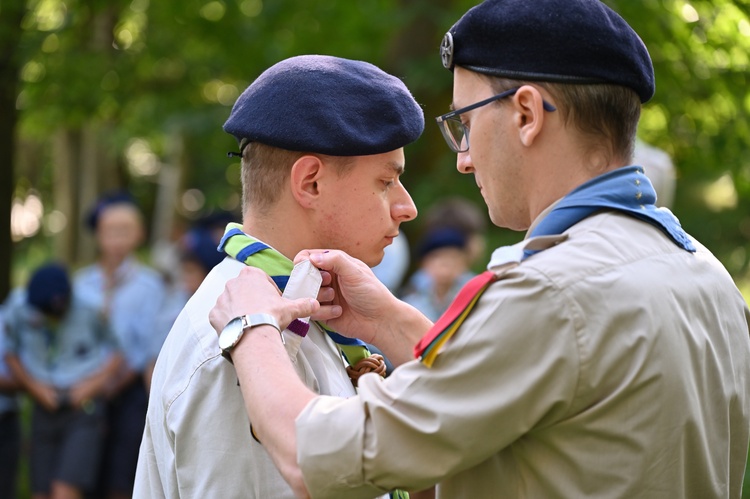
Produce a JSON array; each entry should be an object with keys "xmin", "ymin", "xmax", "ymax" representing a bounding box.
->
[{"xmin": 526, "ymin": 166, "xmax": 695, "ymax": 257}]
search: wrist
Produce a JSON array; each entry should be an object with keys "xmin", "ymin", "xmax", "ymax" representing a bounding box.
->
[{"xmin": 219, "ymin": 313, "xmax": 283, "ymax": 363}]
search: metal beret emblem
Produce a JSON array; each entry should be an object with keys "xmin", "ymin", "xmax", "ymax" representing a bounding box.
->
[{"xmin": 440, "ymin": 31, "xmax": 454, "ymax": 69}]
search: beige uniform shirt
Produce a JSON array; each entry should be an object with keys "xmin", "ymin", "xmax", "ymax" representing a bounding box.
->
[
  {"xmin": 134, "ymin": 258, "xmax": 357, "ymax": 498},
  {"xmin": 297, "ymin": 211, "xmax": 750, "ymax": 498}
]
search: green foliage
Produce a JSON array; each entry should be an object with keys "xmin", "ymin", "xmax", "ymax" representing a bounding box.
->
[
  {"xmin": 9, "ymin": 0, "xmax": 750, "ymax": 278},
  {"xmin": 608, "ymin": 0, "xmax": 750, "ymax": 279}
]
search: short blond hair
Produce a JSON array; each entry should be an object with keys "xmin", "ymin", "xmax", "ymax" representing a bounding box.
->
[
  {"xmin": 241, "ymin": 143, "xmax": 356, "ymax": 213},
  {"xmin": 241, "ymin": 143, "xmax": 303, "ymax": 213}
]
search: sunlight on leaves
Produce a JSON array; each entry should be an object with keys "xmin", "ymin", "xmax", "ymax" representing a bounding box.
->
[
  {"xmin": 130, "ymin": 0, "xmax": 150, "ymax": 13},
  {"xmin": 41, "ymin": 34, "xmax": 59, "ymax": 53},
  {"xmin": 639, "ymin": 104, "xmax": 669, "ymax": 135},
  {"xmin": 30, "ymin": 0, "xmax": 67, "ymax": 31},
  {"xmin": 200, "ymin": 1, "xmax": 226, "ymax": 21},
  {"xmin": 240, "ymin": 0, "xmax": 263, "ymax": 17},
  {"xmin": 115, "ymin": 11, "xmax": 147, "ymax": 51},
  {"xmin": 703, "ymin": 173, "xmax": 738, "ymax": 212},
  {"xmin": 126, "ymin": 139, "xmax": 161, "ymax": 177},
  {"xmin": 181, "ymin": 189, "xmax": 206, "ymax": 213},
  {"xmin": 680, "ymin": 3, "xmax": 700, "ymax": 23},
  {"xmin": 21, "ymin": 61, "xmax": 46, "ymax": 83}
]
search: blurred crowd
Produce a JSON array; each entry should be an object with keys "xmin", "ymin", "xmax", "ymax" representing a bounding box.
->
[{"xmin": 0, "ymin": 193, "xmax": 230, "ymax": 499}]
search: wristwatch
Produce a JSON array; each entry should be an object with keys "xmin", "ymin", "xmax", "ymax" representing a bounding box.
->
[{"xmin": 218, "ymin": 313, "xmax": 283, "ymax": 362}]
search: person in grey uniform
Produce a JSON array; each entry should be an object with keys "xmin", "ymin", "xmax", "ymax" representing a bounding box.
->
[
  {"xmin": 134, "ymin": 55, "xmax": 423, "ymax": 499},
  {"xmin": 208, "ymin": 0, "xmax": 750, "ymax": 497}
]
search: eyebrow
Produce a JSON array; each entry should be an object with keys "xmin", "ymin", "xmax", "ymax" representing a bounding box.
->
[{"xmin": 387, "ymin": 161, "xmax": 405, "ymax": 176}]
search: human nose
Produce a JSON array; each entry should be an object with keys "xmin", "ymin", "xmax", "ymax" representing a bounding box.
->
[
  {"xmin": 456, "ymin": 150, "xmax": 474, "ymax": 174},
  {"xmin": 391, "ymin": 184, "xmax": 418, "ymax": 222}
]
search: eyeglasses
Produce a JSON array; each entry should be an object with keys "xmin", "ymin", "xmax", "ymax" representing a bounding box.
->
[{"xmin": 435, "ymin": 87, "xmax": 557, "ymax": 153}]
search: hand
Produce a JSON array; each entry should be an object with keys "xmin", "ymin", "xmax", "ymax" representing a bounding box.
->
[
  {"xmin": 68, "ymin": 379, "xmax": 98, "ymax": 409},
  {"xmin": 297, "ymin": 250, "xmax": 399, "ymax": 344},
  {"xmin": 209, "ymin": 266, "xmax": 320, "ymax": 336},
  {"xmin": 30, "ymin": 383, "xmax": 59, "ymax": 412}
]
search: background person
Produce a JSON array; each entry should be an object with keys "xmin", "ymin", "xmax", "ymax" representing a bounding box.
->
[
  {"xmin": 420, "ymin": 196, "xmax": 488, "ymax": 270},
  {"xmin": 74, "ymin": 192, "xmax": 165, "ymax": 499},
  {"xmin": 4, "ymin": 263, "xmax": 122, "ymax": 499},
  {"xmin": 0, "ymin": 305, "xmax": 21, "ymax": 499},
  {"xmin": 400, "ymin": 227, "xmax": 472, "ymax": 321}
]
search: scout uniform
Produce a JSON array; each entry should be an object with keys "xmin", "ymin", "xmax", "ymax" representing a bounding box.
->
[
  {"xmin": 287, "ymin": 1, "xmax": 750, "ymax": 497},
  {"xmin": 134, "ymin": 55, "xmax": 424, "ymax": 498}
]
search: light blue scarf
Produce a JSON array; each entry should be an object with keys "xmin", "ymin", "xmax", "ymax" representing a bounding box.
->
[{"xmin": 527, "ymin": 165, "xmax": 695, "ymax": 256}]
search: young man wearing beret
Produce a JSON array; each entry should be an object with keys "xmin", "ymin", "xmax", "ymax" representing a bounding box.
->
[
  {"xmin": 4, "ymin": 263, "xmax": 123, "ymax": 499},
  {"xmin": 208, "ymin": 0, "xmax": 750, "ymax": 497},
  {"xmin": 134, "ymin": 55, "xmax": 422, "ymax": 498}
]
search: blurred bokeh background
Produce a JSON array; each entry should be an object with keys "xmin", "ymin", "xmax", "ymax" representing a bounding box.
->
[
  {"xmin": 1, "ymin": 0, "xmax": 750, "ymax": 495},
  {"xmin": 2, "ymin": 0, "xmax": 749, "ymax": 288}
]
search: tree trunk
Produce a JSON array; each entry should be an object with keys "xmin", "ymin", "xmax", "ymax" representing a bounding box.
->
[
  {"xmin": 0, "ymin": 3, "xmax": 26, "ymax": 300},
  {"xmin": 52, "ymin": 129, "xmax": 81, "ymax": 265}
]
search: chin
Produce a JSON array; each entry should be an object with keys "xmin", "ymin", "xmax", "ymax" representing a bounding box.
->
[{"xmin": 359, "ymin": 251, "xmax": 384, "ymax": 268}]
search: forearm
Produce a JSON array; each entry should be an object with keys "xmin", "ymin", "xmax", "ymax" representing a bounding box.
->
[
  {"xmin": 73, "ymin": 354, "xmax": 124, "ymax": 399},
  {"xmin": 0, "ymin": 374, "xmax": 20, "ymax": 393},
  {"xmin": 231, "ymin": 325, "xmax": 316, "ymax": 498},
  {"xmin": 105, "ymin": 361, "xmax": 139, "ymax": 397},
  {"xmin": 367, "ymin": 298, "xmax": 433, "ymax": 367},
  {"xmin": 5, "ymin": 355, "xmax": 55, "ymax": 408},
  {"xmin": 5, "ymin": 355, "xmax": 37, "ymax": 392}
]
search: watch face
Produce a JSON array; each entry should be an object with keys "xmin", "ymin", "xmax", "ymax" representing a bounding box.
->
[{"xmin": 219, "ymin": 317, "xmax": 243, "ymax": 351}]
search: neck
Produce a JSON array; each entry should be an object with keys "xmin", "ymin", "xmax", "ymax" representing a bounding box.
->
[
  {"xmin": 99, "ymin": 254, "xmax": 127, "ymax": 276},
  {"xmin": 242, "ymin": 204, "xmax": 313, "ymax": 261},
  {"xmin": 526, "ymin": 140, "xmax": 627, "ymax": 225}
]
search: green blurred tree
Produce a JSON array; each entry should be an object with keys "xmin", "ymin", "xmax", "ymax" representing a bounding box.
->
[{"xmin": 3, "ymin": 0, "xmax": 750, "ymax": 291}]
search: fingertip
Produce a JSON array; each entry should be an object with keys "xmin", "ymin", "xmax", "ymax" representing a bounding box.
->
[{"xmin": 293, "ymin": 250, "xmax": 310, "ymax": 264}]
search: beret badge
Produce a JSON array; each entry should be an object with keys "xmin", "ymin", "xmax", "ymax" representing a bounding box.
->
[{"xmin": 440, "ymin": 32, "xmax": 454, "ymax": 70}]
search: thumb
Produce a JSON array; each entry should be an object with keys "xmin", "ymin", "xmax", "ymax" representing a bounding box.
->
[
  {"xmin": 308, "ymin": 250, "xmax": 359, "ymax": 276},
  {"xmin": 287, "ymin": 298, "xmax": 320, "ymax": 322}
]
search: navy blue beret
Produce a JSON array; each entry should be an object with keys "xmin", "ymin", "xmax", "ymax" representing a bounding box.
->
[
  {"xmin": 181, "ymin": 228, "xmax": 225, "ymax": 273},
  {"xmin": 27, "ymin": 263, "xmax": 71, "ymax": 316},
  {"xmin": 418, "ymin": 227, "xmax": 467, "ymax": 259},
  {"xmin": 441, "ymin": 0, "xmax": 655, "ymax": 103},
  {"xmin": 85, "ymin": 190, "xmax": 138, "ymax": 231},
  {"xmin": 223, "ymin": 55, "xmax": 424, "ymax": 156}
]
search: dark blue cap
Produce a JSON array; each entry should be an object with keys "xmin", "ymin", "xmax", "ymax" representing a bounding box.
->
[
  {"xmin": 441, "ymin": 0, "xmax": 655, "ymax": 103},
  {"xmin": 85, "ymin": 190, "xmax": 138, "ymax": 231},
  {"xmin": 223, "ymin": 55, "xmax": 425, "ymax": 156},
  {"xmin": 27, "ymin": 263, "xmax": 71, "ymax": 316},
  {"xmin": 418, "ymin": 227, "xmax": 467, "ymax": 259},
  {"xmin": 181, "ymin": 228, "xmax": 225, "ymax": 273}
]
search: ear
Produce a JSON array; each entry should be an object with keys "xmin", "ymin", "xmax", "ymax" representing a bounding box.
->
[
  {"xmin": 289, "ymin": 155, "xmax": 325, "ymax": 208},
  {"xmin": 512, "ymin": 85, "xmax": 547, "ymax": 147}
]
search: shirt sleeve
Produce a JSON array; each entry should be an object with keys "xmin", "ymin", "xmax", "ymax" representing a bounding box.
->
[
  {"xmin": 296, "ymin": 268, "xmax": 582, "ymax": 497},
  {"xmin": 120, "ymin": 275, "xmax": 167, "ymax": 371},
  {"xmin": 1, "ymin": 292, "xmax": 24, "ymax": 356}
]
